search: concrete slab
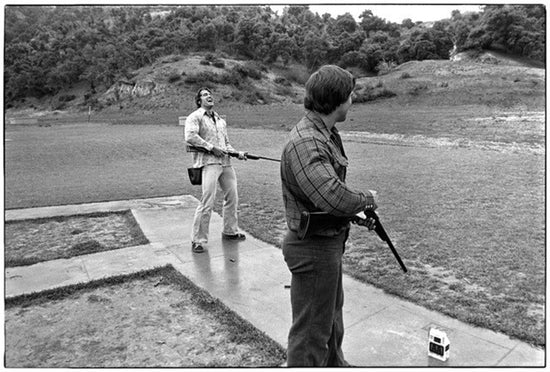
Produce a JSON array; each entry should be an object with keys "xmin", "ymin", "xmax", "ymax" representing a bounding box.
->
[
  {"xmin": 4, "ymin": 195, "xmax": 545, "ymax": 367},
  {"xmin": 5, "ymin": 195, "xmax": 198, "ymax": 221},
  {"xmin": 171, "ymin": 243, "xmax": 292, "ymax": 347},
  {"xmin": 5, "ymin": 258, "xmax": 89, "ymax": 297}
]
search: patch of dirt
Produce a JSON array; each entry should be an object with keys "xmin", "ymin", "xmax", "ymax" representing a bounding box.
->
[
  {"xmin": 5, "ymin": 267, "xmax": 286, "ymax": 368},
  {"xmin": 5, "ymin": 210, "xmax": 149, "ymax": 267}
]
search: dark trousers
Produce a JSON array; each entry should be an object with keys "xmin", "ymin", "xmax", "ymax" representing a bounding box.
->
[{"xmin": 282, "ymin": 229, "xmax": 349, "ymax": 367}]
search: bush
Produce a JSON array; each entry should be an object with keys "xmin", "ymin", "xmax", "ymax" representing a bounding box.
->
[
  {"xmin": 408, "ymin": 84, "xmax": 429, "ymax": 96},
  {"xmin": 218, "ymin": 71, "xmax": 243, "ymax": 86},
  {"xmin": 184, "ymin": 71, "xmax": 217, "ymax": 85},
  {"xmin": 232, "ymin": 63, "xmax": 263, "ymax": 80},
  {"xmin": 376, "ymin": 60, "xmax": 397, "ymax": 75},
  {"xmin": 212, "ymin": 60, "xmax": 225, "ymax": 68},
  {"xmin": 400, "ymin": 72, "xmax": 412, "ymax": 79},
  {"xmin": 280, "ymin": 68, "xmax": 310, "ymax": 85},
  {"xmin": 168, "ymin": 73, "xmax": 181, "ymax": 83},
  {"xmin": 274, "ymin": 76, "xmax": 291, "ymax": 86},
  {"xmin": 353, "ymin": 86, "xmax": 397, "ymax": 103},
  {"xmin": 58, "ymin": 94, "xmax": 76, "ymax": 102},
  {"xmin": 274, "ymin": 84, "xmax": 294, "ymax": 97}
]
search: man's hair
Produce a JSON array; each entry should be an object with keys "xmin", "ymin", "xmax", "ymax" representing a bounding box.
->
[
  {"xmin": 304, "ymin": 65, "xmax": 356, "ymax": 115},
  {"xmin": 195, "ymin": 87, "xmax": 212, "ymax": 108}
]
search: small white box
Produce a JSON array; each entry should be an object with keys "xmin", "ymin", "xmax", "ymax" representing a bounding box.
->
[{"xmin": 428, "ymin": 327, "xmax": 450, "ymax": 361}]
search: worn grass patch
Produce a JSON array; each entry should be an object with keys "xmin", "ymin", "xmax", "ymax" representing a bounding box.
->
[
  {"xmin": 5, "ymin": 265, "xmax": 286, "ymax": 368},
  {"xmin": 5, "ymin": 210, "xmax": 149, "ymax": 267}
]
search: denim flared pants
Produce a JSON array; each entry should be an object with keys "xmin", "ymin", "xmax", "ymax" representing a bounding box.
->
[
  {"xmin": 282, "ymin": 228, "xmax": 350, "ymax": 367},
  {"xmin": 191, "ymin": 164, "xmax": 239, "ymax": 244}
]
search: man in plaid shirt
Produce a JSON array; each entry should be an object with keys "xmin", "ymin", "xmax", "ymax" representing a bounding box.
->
[{"xmin": 280, "ymin": 65, "xmax": 377, "ymax": 366}]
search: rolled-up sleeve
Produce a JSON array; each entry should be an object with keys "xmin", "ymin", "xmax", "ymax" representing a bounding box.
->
[{"xmin": 184, "ymin": 113, "xmax": 214, "ymax": 151}]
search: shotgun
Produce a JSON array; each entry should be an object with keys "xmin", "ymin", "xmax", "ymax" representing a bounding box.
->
[
  {"xmin": 298, "ymin": 210, "xmax": 408, "ymax": 273},
  {"xmin": 186, "ymin": 144, "xmax": 280, "ymax": 162}
]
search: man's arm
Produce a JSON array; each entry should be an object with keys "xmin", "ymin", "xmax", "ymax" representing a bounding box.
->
[
  {"xmin": 289, "ymin": 136, "xmax": 368, "ymax": 217},
  {"xmin": 185, "ymin": 114, "xmax": 226, "ymax": 157},
  {"xmin": 184, "ymin": 114, "xmax": 214, "ymax": 151}
]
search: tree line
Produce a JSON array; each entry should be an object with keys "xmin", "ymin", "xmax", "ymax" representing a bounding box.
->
[{"xmin": 4, "ymin": 4, "xmax": 545, "ymax": 104}]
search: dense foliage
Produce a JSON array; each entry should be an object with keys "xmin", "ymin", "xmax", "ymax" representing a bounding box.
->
[{"xmin": 4, "ymin": 4, "xmax": 545, "ymax": 103}]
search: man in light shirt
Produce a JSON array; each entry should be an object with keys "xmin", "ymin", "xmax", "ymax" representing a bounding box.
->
[{"xmin": 185, "ymin": 87, "xmax": 247, "ymax": 253}]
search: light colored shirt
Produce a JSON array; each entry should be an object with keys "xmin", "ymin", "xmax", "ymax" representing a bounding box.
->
[
  {"xmin": 281, "ymin": 111, "xmax": 369, "ymax": 237},
  {"xmin": 184, "ymin": 107, "xmax": 235, "ymax": 168}
]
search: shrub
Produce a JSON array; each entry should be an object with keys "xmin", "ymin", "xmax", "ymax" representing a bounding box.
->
[
  {"xmin": 233, "ymin": 63, "xmax": 263, "ymax": 80},
  {"xmin": 231, "ymin": 85, "xmax": 269, "ymax": 104},
  {"xmin": 376, "ymin": 60, "xmax": 397, "ymax": 75},
  {"xmin": 353, "ymin": 86, "xmax": 397, "ymax": 103},
  {"xmin": 212, "ymin": 60, "xmax": 225, "ymax": 68},
  {"xmin": 408, "ymin": 84, "xmax": 429, "ymax": 96},
  {"xmin": 58, "ymin": 94, "xmax": 76, "ymax": 102},
  {"xmin": 218, "ymin": 71, "xmax": 242, "ymax": 86},
  {"xmin": 274, "ymin": 84, "xmax": 294, "ymax": 97},
  {"xmin": 400, "ymin": 72, "xmax": 412, "ymax": 79},
  {"xmin": 281, "ymin": 68, "xmax": 310, "ymax": 85},
  {"xmin": 168, "ymin": 73, "xmax": 181, "ymax": 83},
  {"xmin": 184, "ymin": 71, "xmax": 217, "ymax": 85},
  {"xmin": 274, "ymin": 76, "xmax": 292, "ymax": 86}
]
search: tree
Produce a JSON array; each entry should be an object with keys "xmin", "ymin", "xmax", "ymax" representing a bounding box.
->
[
  {"xmin": 303, "ymin": 31, "xmax": 329, "ymax": 71},
  {"xmin": 334, "ymin": 13, "xmax": 357, "ymax": 33},
  {"xmin": 195, "ymin": 22, "xmax": 218, "ymax": 50},
  {"xmin": 359, "ymin": 10, "xmax": 387, "ymax": 35}
]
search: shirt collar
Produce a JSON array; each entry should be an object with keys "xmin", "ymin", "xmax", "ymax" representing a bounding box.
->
[
  {"xmin": 198, "ymin": 107, "xmax": 217, "ymax": 119},
  {"xmin": 305, "ymin": 110, "xmax": 338, "ymax": 140}
]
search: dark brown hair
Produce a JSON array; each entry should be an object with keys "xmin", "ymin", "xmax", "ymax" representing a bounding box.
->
[
  {"xmin": 304, "ymin": 65, "xmax": 355, "ymax": 115},
  {"xmin": 195, "ymin": 87, "xmax": 212, "ymax": 108}
]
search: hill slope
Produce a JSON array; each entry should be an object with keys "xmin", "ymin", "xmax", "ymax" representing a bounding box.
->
[{"xmin": 5, "ymin": 51, "xmax": 545, "ymax": 121}]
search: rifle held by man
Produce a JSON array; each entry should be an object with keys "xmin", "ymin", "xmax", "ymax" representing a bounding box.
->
[
  {"xmin": 186, "ymin": 144, "xmax": 280, "ymax": 162},
  {"xmin": 298, "ymin": 210, "xmax": 407, "ymax": 273}
]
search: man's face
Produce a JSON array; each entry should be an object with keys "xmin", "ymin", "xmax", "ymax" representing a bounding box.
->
[
  {"xmin": 199, "ymin": 90, "xmax": 214, "ymax": 109},
  {"xmin": 335, "ymin": 94, "xmax": 353, "ymax": 123}
]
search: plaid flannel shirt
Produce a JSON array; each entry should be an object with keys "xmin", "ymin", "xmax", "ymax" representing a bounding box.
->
[
  {"xmin": 184, "ymin": 108, "xmax": 235, "ymax": 168},
  {"xmin": 281, "ymin": 111, "xmax": 369, "ymax": 237}
]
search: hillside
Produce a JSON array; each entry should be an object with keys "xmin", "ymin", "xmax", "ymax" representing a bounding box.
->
[{"xmin": 5, "ymin": 51, "xmax": 545, "ymax": 122}]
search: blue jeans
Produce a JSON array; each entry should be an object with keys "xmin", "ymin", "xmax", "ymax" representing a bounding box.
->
[{"xmin": 282, "ymin": 229, "xmax": 349, "ymax": 367}]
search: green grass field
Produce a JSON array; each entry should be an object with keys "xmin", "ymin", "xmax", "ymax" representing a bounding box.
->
[{"xmin": 4, "ymin": 101, "xmax": 545, "ymax": 346}]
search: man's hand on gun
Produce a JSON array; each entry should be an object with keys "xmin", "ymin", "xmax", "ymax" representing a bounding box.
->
[
  {"xmin": 187, "ymin": 144, "xmax": 280, "ymax": 162},
  {"xmin": 211, "ymin": 146, "xmax": 227, "ymax": 157},
  {"xmin": 355, "ymin": 190, "xmax": 378, "ymax": 230}
]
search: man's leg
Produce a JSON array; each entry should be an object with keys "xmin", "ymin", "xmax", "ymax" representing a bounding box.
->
[
  {"xmin": 191, "ymin": 164, "xmax": 221, "ymax": 244},
  {"xmin": 324, "ymin": 263, "xmax": 347, "ymax": 366},
  {"xmin": 218, "ymin": 165, "xmax": 239, "ymax": 235},
  {"xmin": 284, "ymin": 242, "xmax": 343, "ymax": 366}
]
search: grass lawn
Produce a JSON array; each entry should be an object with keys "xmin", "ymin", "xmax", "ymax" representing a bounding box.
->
[
  {"xmin": 4, "ymin": 102, "xmax": 545, "ymax": 346},
  {"xmin": 5, "ymin": 266, "xmax": 286, "ymax": 367},
  {"xmin": 5, "ymin": 210, "xmax": 149, "ymax": 267}
]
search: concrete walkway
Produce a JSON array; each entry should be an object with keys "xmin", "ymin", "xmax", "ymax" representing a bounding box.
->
[{"xmin": 5, "ymin": 195, "xmax": 545, "ymax": 367}]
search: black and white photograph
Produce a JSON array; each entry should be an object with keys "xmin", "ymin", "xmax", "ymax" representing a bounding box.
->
[{"xmin": 3, "ymin": 1, "xmax": 545, "ymax": 368}]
